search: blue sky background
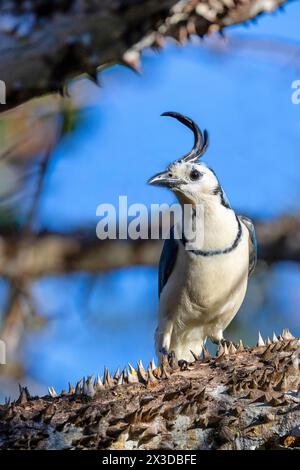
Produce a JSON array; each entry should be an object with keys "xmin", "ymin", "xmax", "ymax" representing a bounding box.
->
[{"xmin": 1, "ymin": 2, "xmax": 300, "ymax": 400}]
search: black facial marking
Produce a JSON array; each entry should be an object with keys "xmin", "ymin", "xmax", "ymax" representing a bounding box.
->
[
  {"xmin": 212, "ymin": 184, "xmax": 231, "ymax": 209},
  {"xmin": 207, "ymin": 167, "xmax": 231, "ymax": 208},
  {"xmin": 189, "ymin": 168, "xmax": 202, "ymax": 181}
]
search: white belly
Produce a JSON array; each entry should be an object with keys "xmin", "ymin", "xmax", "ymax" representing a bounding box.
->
[{"xmin": 157, "ymin": 224, "xmax": 250, "ymax": 360}]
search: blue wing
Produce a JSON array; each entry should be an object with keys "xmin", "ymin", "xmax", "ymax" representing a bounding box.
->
[
  {"xmin": 239, "ymin": 215, "xmax": 257, "ymax": 277},
  {"xmin": 158, "ymin": 227, "xmax": 179, "ymax": 297}
]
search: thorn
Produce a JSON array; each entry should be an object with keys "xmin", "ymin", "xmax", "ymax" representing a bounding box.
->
[
  {"xmin": 125, "ymin": 409, "xmax": 141, "ymax": 424},
  {"xmin": 257, "ymin": 331, "xmax": 265, "ymax": 347},
  {"xmin": 228, "ymin": 342, "xmax": 237, "ymax": 354},
  {"xmin": 187, "ymin": 20, "xmax": 197, "ymax": 36},
  {"xmin": 223, "ymin": 343, "xmax": 229, "ymax": 356},
  {"xmin": 16, "ymin": 385, "xmax": 30, "ymax": 404},
  {"xmin": 122, "ymin": 50, "xmax": 141, "ymax": 73},
  {"xmin": 259, "ymin": 369, "xmax": 270, "ymax": 385},
  {"xmin": 88, "ymin": 69, "xmax": 99, "ymax": 85},
  {"xmin": 94, "ymin": 374, "xmax": 104, "ymax": 391},
  {"xmin": 249, "ymin": 379, "xmax": 258, "ymax": 390},
  {"xmin": 123, "ymin": 368, "xmax": 129, "ymax": 384},
  {"xmin": 263, "ymin": 413, "xmax": 275, "ymax": 423},
  {"xmin": 75, "ymin": 378, "xmax": 83, "ymax": 395},
  {"xmin": 128, "ymin": 363, "xmax": 136, "ymax": 375},
  {"xmin": 127, "ymin": 363, "xmax": 139, "ymax": 384},
  {"xmin": 117, "ymin": 371, "xmax": 124, "ymax": 386},
  {"xmin": 272, "ymin": 332, "xmax": 278, "ymax": 343},
  {"xmin": 282, "ymin": 328, "xmax": 294, "ymax": 340},
  {"xmin": 103, "ymin": 367, "xmax": 108, "ymax": 384},
  {"xmin": 137, "ymin": 360, "xmax": 148, "ymax": 383},
  {"xmin": 103, "ymin": 367, "xmax": 114, "ymax": 387},
  {"xmin": 273, "ymin": 340, "xmax": 283, "ymax": 352},
  {"xmin": 151, "ymin": 33, "xmax": 166, "ymax": 51},
  {"xmin": 113, "ymin": 368, "xmax": 120, "ymax": 381},
  {"xmin": 268, "ymin": 396, "xmax": 283, "ymax": 407},
  {"xmin": 261, "ymin": 343, "xmax": 274, "ymax": 359},
  {"xmin": 274, "ymin": 373, "xmax": 288, "ymax": 392},
  {"xmin": 48, "ymin": 386, "xmax": 58, "ymax": 398},
  {"xmin": 228, "ymin": 384, "xmax": 237, "ymax": 396},
  {"xmin": 83, "ymin": 376, "xmax": 95, "ymax": 397},
  {"xmin": 194, "ymin": 387, "xmax": 206, "ymax": 403},
  {"xmin": 202, "ymin": 346, "xmax": 211, "ymax": 361},
  {"xmin": 217, "ymin": 343, "xmax": 224, "ymax": 357},
  {"xmin": 237, "ymin": 340, "xmax": 244, "ymax": 352},
  {"xmin": 190, "ymin": 350, "xmax": 200, "ymax": 362},
  {"xmin": 265, "ymin": 336, "xmax": 272, "ymax": 346},
  {"xmin": 82, "ymin": 377, "xmax": 86, "ymax": 392},
  {"xmin": 245, "ymin": 390, "xmax": 256, "ymax": 400},
  {"xmin": 147, "ymin": 365, "xmax": 158, "ymax": 384},
  {"xmin": 151, "ymin": 358, "xmax": 157, "ymax": 371}
]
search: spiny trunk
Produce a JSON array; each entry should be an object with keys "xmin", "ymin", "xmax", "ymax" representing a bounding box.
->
[{"xmin": 1, "ymin": 330, "xmax": 300, "ymax": 450}]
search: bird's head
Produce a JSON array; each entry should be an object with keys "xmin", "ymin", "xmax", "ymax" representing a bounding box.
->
[{"xmin": 148, "ymin": 112, "xmax": 225, "ymax": 207}]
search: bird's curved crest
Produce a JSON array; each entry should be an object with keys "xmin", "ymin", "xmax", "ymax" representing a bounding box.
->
[{"xmin": 161, "ymin": 111, "xmax": 209, "ymax": 163}]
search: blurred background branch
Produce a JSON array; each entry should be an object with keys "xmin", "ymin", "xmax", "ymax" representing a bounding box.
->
[{"xmin": 0, "ymin": 214, "xmax": 299, "ymax": 279}]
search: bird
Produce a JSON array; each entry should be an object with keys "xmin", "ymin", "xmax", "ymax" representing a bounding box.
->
[{"xmin": 148, "ymin": 112, "xmax": 257, "ymax": 362}]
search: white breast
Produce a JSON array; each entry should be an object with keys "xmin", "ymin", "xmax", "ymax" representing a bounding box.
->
[{"xmin": 157, "ymin": 221, "xmax": 250, "ymax": 359}]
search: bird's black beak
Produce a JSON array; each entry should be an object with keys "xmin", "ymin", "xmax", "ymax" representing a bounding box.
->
[{"xmin": 147, "ymin": 171, "xmax": 178, "ymax": 188}]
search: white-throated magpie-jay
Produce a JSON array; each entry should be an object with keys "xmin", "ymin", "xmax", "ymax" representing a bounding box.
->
[{"xmin": 148, "ymin": 112, "xmax": 257, "ymax": 362}]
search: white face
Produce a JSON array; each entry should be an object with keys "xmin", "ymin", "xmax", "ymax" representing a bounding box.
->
[{"xmin": 167, "ymin": 161, "xmax": 219, "ymax": 204}]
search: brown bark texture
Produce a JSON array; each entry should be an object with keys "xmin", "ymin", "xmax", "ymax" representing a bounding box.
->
[{"xmin": 1, "ymin": 330, "xmax": 300, "ymax": 450}]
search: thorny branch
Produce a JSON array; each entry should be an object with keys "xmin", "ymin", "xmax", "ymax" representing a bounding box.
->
[
  {"xmin": 1, "ymin": 330, "xmax": 300, "ymax": 450},
  {"xmin": 0, "ymin": 0, "xmax": 289, "ymax": 110}
]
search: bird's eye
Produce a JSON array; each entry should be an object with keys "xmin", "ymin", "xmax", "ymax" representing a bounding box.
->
[{"xmin": 189, "ymin": 169, "xmax": 201, "ymax": 181}]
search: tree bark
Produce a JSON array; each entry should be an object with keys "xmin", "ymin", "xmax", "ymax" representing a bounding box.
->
[
  {"xmin": 0, "ymin": 0, "xmax": 288, "ymax": 111},
  {"xmin": 1, "ymin": 331, "xmax": 300, "ymax": 450}
]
